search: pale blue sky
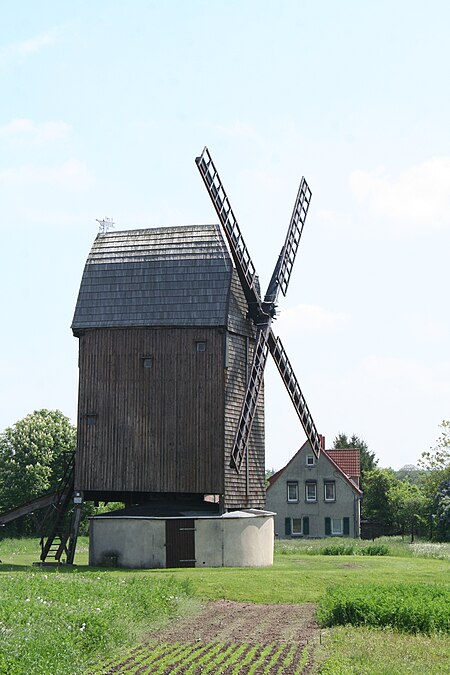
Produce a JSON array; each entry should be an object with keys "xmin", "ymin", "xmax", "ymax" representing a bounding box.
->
[{"xmin": 1, "ymin": 1, "xmax": 449, "ymax": 470}]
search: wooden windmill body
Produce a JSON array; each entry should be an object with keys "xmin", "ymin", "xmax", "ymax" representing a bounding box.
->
[{"xmin": 72, "ymin": 223, "xmax": 265, "ymax": 511}]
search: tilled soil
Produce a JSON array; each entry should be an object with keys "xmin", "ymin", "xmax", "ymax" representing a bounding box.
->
[
  {"xmin": 96, "ymin": 601, "xmax": 320, "ymax": 674},
  {"xmin": 149, "ymin": 600, "xmax": 319, "ymax": 645}
]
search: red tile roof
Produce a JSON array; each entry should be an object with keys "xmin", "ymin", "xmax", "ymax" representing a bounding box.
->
[{"xmin": 326, "ymin": 449, "xmax": 360, "ymax": 479}]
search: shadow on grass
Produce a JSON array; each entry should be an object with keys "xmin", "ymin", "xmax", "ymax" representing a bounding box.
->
[{"xmin": 0, "ymin": 563, "xmax": 94, "ymax": 573}]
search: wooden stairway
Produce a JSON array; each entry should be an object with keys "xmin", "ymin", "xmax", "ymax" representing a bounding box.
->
[{"xmin": 38, "ymin": 452, "xmax": 80, "ymax": 565}]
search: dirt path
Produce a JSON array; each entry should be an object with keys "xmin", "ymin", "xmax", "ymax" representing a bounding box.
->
[{"xmin": 96, "ymin": 601, "xmax": 321, "ymax": 674}]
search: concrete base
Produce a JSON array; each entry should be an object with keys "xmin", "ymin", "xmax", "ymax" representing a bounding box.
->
[{"xmin": 89, "ymin": 509, "xmax": 274, "ymax": 568}]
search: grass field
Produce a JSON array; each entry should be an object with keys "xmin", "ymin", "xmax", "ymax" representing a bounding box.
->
[{"xmin": 0, "ymin": 536, "xmax": 449, "ymax": 674}]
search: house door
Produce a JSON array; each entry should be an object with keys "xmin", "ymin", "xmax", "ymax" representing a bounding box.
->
[{"xmin": 165, "ymin": 519, "xmax": 196, "ymax": 568}]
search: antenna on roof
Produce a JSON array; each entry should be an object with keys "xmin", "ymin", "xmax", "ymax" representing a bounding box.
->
[{"xmin": 96, "ymin": 217, "xmax": 115, "ymax": 234}]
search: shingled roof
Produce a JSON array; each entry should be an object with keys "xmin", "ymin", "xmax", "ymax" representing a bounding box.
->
[
  {"xmin": 326, "ymin": 449, "xmax": 360, "ymax": 483},
  {"xmin": 72, "ymin": 225, "xmax": 253, "ymax": 335}
]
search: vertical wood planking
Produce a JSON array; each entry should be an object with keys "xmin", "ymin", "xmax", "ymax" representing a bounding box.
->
[
  {"xmin": 223, "ymin": 332, "xmax": 266, "ymax": 510},
  {"xmin": 75, "ymin": 327, "xmax": 225, "ymax": 495}
]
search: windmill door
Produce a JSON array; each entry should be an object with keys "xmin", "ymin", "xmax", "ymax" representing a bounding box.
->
[{"xmin": 165, "ymin": 519, "xmax": 196, "ymax": 568}]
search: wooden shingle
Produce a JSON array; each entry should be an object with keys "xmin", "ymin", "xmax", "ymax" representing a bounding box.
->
[{"xmin": 72, "ymin": 224, "xmax": 252, "ymax": 332}]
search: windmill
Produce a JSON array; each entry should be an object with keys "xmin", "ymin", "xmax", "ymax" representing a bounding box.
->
[
  {"xmin": 195, "ymin": 147, "xmax": 324, "ymax": 475},
  {"xmin": 0, "ymin": 147, "xmax": 324, "ymax": 568}
]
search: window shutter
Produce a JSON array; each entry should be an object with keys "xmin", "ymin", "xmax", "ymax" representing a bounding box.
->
[
  {"xmin": 303, "ymin": 516, "xmax": 310, "ymax": 536},
  {"xmin": 343, "ymin": 517, "xmax": 350, "ymax": 535},
  {"xmin": 285, "ymin": 517, "xmax": 292, "ymax": 536},
  {"xmin": 325, "ymin": 517, "xmax": 331, "ymax": 536}
]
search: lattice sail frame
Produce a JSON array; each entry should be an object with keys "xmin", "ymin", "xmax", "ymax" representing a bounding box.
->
[
  {"xmin": 277, "ymin": 179, "xmax": 312, "ymax": 297},
  {"xmin": 196, "ymin": 148, "xmax": 260, "ymax": 312}
]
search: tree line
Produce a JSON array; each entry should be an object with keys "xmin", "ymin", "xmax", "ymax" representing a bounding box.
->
[
  {"xmin": 335, "ymin": 427, "xmax": 450, "ymax": 541},
  {"xmin": 0, "ymin": 410, "xmax": 449, "ymax": 541}
]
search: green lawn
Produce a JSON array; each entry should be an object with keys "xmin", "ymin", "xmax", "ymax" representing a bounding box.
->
[
  {"xmin": 1, "ymin": 536, "xmax": 449, "ymax": 674},
  {"xmin": 146, "ymin": 553, "xmax": 450, "ymax": 604},
  {"xmin": 314, "ymin": 626, "xmax": 450, "ymax": 674},
  {"xmin": 3, "ymin": 536, "xmax": 448, "ymax": 605}
]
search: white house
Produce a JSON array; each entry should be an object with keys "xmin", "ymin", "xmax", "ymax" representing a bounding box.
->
[{"xmin": 266, "ymin": 440, "xmax": 362, "ymax": 539}]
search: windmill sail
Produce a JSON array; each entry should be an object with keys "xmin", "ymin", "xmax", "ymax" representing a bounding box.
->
[
  {"xmin": 196, "ymin": 147, "xmax": 261, "ymax": 315},
  {"xmin": 268, "ymin": 330, "xmax": 322, "ymax": 458},
  {"xmin": 196, "ymin": 147, "xmax": 322, "ymax": 473}
]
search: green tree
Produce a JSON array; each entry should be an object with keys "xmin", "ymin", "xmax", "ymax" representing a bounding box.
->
[
  {"xmin": 418, "ymin": 421, "xmax": 450, "ymax": 540},
  {"xmin": 361, "ymin": 466, "xmax": 428, "ymax": 537},
  {"xmin": 0, "ymin": 409, "xmax": 76, "ymax": 514},
  {"xmin": 433, "ymin": 479, "xmax": 450, "ymax": 541},
  {"xmin": 361, "ymin": 467, "xmax": 397, "ymax": 524},
  {"xmin": 388, "ymin": 479, "xmax": 427, "ymax": 542},
  {"xmin": 419, "ymin": 421, "xmax": 450, "ymax": 472},
  {"xmin": 394, "ymin": 464, "xmax": 424, "ymax": 485}
]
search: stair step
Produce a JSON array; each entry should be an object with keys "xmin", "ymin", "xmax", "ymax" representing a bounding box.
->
[{"xmin": 38, "ymin": 451, "xmax": 77, "ymax": 564}]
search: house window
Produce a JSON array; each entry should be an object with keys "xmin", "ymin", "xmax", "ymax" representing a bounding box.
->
[
  {"xmin": 324, "ymin": 481, "xmax": 336, "ymax": 502},
  {"xmin": 287, "ymin": 481, "xmax": 299, "ymax": 503},
  {"xmin": 292, "ymin": 518, "xmax": 302, "ymax": 535},
  {"xmin": 287, "ymin": 516, "xmax": 310, "ymax": 537},
  {"xmin": 325, "ymin": 517, "xmax": 350, "ymax": 536},
  {"xmin": 331, "ymin": 518, "xmax": 343, "ymax": 535},
  {"xmin": 305, "ymin": 481, "xmax": 317, "ymax": 502},
  {"xmin": 86, "ymin": 414, "xmax": 97, "ymax": 426},
  {"xmin": 306, "ymin": 454, "xmax": 315, "ymax": 466},
  {"xmin": 196, "ymin": 341, "xmax": 206, "ymax": 352}
]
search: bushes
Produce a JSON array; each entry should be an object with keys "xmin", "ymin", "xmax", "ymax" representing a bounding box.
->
[
  {"xmin": 275, "ymin": 536, "xmax": 450, "ymax": 559},
  {"xmin": 319, "ymin": 543, "xmax": 389, "ymax": 556},
  {"xmin": 275, "ymin": 539, "xmax": 390, "ymax": 557},
  {"xmin": 361, "ymin": 544, "xmax": 389, "ymax": 556},
  {"xmin": 317, "ymin": 583, "xmax": 450, "ymax": 634},
  {"xmin": 320, "ymin": 544, "xmax": 356, "ymax": 556}
]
